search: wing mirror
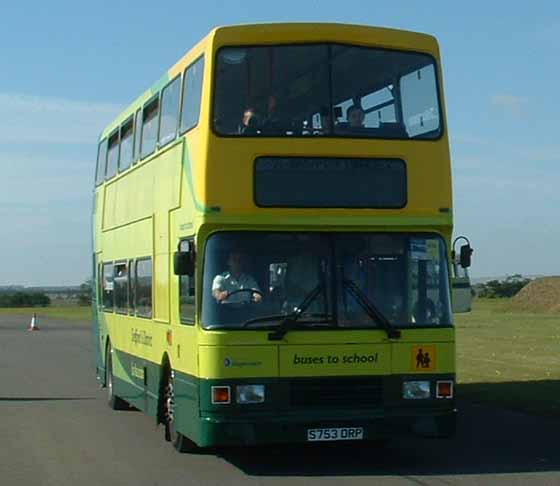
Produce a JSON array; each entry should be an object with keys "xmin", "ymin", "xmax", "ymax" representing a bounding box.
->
[
  {"xmin": 459, "ymin": 243, "xmax": 473, "ymax": 268},
  {"xmin": 452, "ymin": 236, "xmax": 473, "ymax": 269}
]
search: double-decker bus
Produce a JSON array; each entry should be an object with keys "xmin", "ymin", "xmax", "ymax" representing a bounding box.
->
[{"xmin": 92, "ymin": 23, "xmax": 473, "ymax": 452}]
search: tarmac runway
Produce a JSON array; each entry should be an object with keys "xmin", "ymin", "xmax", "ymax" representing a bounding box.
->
[{"xmin": 1, "ymin": 314, "xmax": 559, "ymax": 486}]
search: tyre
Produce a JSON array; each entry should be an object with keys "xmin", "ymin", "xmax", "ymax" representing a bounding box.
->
[
  {"xmin": 106, "ymin": 344, "xmax": 129, "ymax": 411},
  {"xmin": 163, "ymin": 370, "xmax": 199, "ymax": 453}
]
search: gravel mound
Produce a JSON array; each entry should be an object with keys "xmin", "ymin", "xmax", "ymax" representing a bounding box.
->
[{"xmin": 509, "ymin": 277, "xmax": 560, "ymax": 313}]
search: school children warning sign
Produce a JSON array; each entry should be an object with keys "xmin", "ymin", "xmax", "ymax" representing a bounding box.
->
[{"xmin": 411, "ymin": 345, "xmax": 437, "ymax": 372}]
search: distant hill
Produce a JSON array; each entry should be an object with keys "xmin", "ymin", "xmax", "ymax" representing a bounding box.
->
[
  {"xmin": 0, "ymin": 285, "xmax": 80, "ymax": 294},
  {"xmin": 509, "ymin": 277, "xmax": 560, "ymax": 313},
  {"xmin": 0, "ymin": 285, "xmax": 26, "ymax": 293},
  {"xmin": 471, "ymin": 274, "xmax": 545, "ymax": 285}
]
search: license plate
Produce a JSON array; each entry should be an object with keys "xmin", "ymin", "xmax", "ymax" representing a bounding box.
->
[{"xmin": 307, "ymin": 427, "xmax": 364, "ymax": 442}]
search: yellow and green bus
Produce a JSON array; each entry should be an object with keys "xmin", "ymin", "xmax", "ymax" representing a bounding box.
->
[{"xmin": 92, "ymin": 23, "xmax": 472, "ymax": 452}]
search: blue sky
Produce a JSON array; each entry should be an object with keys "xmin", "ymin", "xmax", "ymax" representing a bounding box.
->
[{"xmin": 0, "ymin": 1, "xmax": 558, "ymax": 285}]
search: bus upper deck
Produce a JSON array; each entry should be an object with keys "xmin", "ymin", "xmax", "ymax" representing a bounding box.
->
[{"xmin": 95, "ymin": 23, "xmax": 451, "ymax": 226}]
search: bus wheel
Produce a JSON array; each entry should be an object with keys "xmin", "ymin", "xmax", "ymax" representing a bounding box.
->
[
  {"xmin": 163, "ymin": 371, "xmax": 199, "ymax": 453},
  {"xmin": 106, "ymin": 344, "xmax": 128, "ymax": 410}
]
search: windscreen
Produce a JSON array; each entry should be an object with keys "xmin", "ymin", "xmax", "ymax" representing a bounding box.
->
[
  {"xmin": 201, "ymin": 232, "xmax": 452, "ymax": 329},
  {"xmin": 214, "ymin": 44, "xmax": 441, "ymax": 139}
]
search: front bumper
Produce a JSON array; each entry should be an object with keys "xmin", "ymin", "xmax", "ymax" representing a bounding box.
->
[{"xmin": 197, "ymin": 408, "xmax": 457, "ymax": 447}]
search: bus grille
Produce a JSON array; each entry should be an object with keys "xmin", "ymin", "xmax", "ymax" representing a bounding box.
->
[{"xmin": 289, "ymin": 377, "xmax": 383, "ymax": 408}]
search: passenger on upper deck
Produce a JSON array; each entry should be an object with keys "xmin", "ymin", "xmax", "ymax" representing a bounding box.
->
[
  {"xmin": 347, "ymin": 105, "xmax": 365, "ymax": 129},
  {"xmin": 262, "ymin": 95, "xmax": 280, "ymax": 128},
  {"xmin": 261, "ymin": 95, "xmax": 292, "ymax": 134},
  {"xmin": 238, "ymin": 107, "xmax": 260, "ymax": 135},
  {"xmin": 212, "ymin": 251, "xmax": 263, "ymax": 304}
]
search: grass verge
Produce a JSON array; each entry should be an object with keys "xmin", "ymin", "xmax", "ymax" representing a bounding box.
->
[
  {"xmin": 455, "ymin": 298, "xmax": 560, "ymax": 417},
  {"xmin": 0, "ymin": 306, "xmax": 92, "ymax": 321}
]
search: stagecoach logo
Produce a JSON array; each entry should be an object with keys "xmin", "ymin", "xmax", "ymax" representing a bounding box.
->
[{"xmin": 224, "ymin": 357, "xmax": 262, "ymax": 368}]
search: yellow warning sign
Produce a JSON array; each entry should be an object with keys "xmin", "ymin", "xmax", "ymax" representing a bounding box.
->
[{"xmin": 411, "ymin": 345, "xmax": 437, "ymax": 372}]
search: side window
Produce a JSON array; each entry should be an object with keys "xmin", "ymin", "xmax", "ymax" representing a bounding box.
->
[
  {"xmin": 114, "ymin": 262, "xmax": 128, "ymax": 314},
  {"xmin": 106, "ymin": 130, "xmax": 120, "ymax": 180},
  {"xmin": 136, "ymin": 258, "xmax": 153, "ymax": 318},
  {"xmin": 141, "ymin": 97, "xmax": 159, "ymax": 159},
  {"xmin": 179, "ymin": 239, "xmax": 195, "ymax": 324},
  {"xmin": 180, "ymin": 56, "xmax": 204, "ymax": 133},
  {"xmin": 95, "ymin": 139, "xmax": 107, "ymax": 186},
  {"xmin": 400, "ymin": 64, "xmax": 440, "ymax": 138},
  {"xmin": 128, "ymin": 258, "xmax": 135, "ymax": 313},
  {"xmin": 159, "ymin": 76, "xmax": 181, "ymax": 147},
  {"xmin": 97, "ymin": 262, "xmax": 103, "ymax": 308},
  {"xmin": 102, "ymin": 262, "xmax": 114, "ymax": 311},
  {"xmin": 119, "ymin": 118, "xmax": 134, "ymax": 171},
  {"xmin": 133, "ymin": 109, "xmax": 142, "ymax": 163}
]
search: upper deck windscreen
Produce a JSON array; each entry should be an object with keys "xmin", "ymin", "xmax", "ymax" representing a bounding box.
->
[{"xmin": 213, "ymin": 44, "xmax": 442, "ymax": 140}]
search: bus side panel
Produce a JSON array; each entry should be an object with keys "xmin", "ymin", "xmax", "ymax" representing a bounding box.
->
[
  {"xmin": 92, "ymin": 253, "xmax": 104, "ymax": 382},
  {"xmin": 93, "ymin": 186, "xmax": 105, "ymax": 383},
  {"xmin": 111, "ymin": 346, "xmax": 146, "ymax": 411},
  {"xmin": 107, "ymin": 345, "xmax": 165, "ymax": 419},
  {"xmin": 173, "ymin": 370, "xmax": 202, "ymax": 443}
]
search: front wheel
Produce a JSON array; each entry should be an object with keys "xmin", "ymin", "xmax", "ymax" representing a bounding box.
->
[
  {"xmin": 106, "ymin": 344, "xmax": 129, "ymax": 410},
  {"xmin": 163, "ymin": 370, "xmax": 200, "ymax": 453}
]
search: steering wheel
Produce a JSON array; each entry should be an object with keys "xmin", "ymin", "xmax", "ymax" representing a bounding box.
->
[{"xmin": 226, "ymin": 288, "xmax": 263, "ymax": 302}]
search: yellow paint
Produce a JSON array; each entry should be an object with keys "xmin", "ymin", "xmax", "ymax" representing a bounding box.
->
[
  {"xmin": 279, "ymin": 344, "xmax": 391, "ymax": 378},
  {"xmin": 198, "ymin": 346, "xmax": 278, "ymax": 379},
  {"xmin": 94, "ymin": 23, "xmax": 456, "ymax": 386}
]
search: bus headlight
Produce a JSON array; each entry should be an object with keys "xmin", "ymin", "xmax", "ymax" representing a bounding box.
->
[
  {"xmin": 236, "ymin": 385, "xmax": 265, "ymax": 404},
  {"xmin": 403, "ymin": 381, "xmax": 431, "ymax": 399}
]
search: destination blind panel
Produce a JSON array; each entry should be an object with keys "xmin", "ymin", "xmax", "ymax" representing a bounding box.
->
[{"xmin": 254, "ymin": 157, "xmax": 406, "ymax": 208}]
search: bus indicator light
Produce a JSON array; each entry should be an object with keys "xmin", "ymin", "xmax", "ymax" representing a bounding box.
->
[
  {"xmin": 436, "ymin": 380, "xmax": 453, "ymax": 399},
  {"xmin": 211, "ymin": 386, "xmax": 231, "ymax": 404}
]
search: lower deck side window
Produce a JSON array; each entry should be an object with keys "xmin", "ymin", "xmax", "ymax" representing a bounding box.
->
[
  {"xmin": 136, "ymin": 258, "xmax": 153, "ymax": 318},
  {"xmin": 114, "ymin": 262, "xmax": 128, "ymax": 314},
  {"xmin": 102, "ymin": 262, "xmax": 114, "ymax": 310}
]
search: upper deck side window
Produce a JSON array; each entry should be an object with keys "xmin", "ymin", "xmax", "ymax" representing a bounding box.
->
[
  {"xmin": 141, "ymin": 96, "xmax": 160, "ymax": 159},
  {"xmin": 213, "ymin": 44, "xmax": 442, "ymax": 140},
  {"xmin": 119, "ymin": 117, "xmax": 134, "ymax": 172},
  {"xmin": 159, "ymin": 76, "xmax": 181, "ymax": 147},
  {"xmin": 106, "ymin": 130, "xmax": 120, "ymax": 180},
  {"xmin": 180, "ymin": 56, "xmax": 205, "ymax": 133},
  {"xmin": 133, "ymin": 109, "xmax": 142, "ymax": 163},
  {"xmin": 95, "ymin": 139, "xmax": 107, "ymax": 186}
]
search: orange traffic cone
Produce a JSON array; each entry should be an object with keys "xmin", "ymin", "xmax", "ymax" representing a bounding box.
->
[{"xmin": 28, "ymin": 312, "xmax": 40, "ymax": 331}]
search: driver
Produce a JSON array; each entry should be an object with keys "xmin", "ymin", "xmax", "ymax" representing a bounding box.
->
[{"xmin": 212, "ymin": 251, "xmax": 262, "ymax": 303}]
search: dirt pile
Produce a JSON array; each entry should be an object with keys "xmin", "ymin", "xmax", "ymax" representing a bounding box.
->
[{"xmin": 509, "ymin": 277, "xmax": 560, "ymax": 313}]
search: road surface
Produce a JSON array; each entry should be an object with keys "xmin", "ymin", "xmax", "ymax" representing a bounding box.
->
[{"xmin": 1, "ymin": 314, "xmax": 558, "ymax": 485}]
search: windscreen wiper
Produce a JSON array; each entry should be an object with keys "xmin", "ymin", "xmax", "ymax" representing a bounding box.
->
[
  {"xmin": 342, "ymin": 279, "xmax": 401, "ymax": 339},
  {"xmin": 268, "ymin": 284, "xmax": 325, "ymax": 341},
  {"xmin": 241, "ymin": 312, "xmax": 329, "ymax": 328}
]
